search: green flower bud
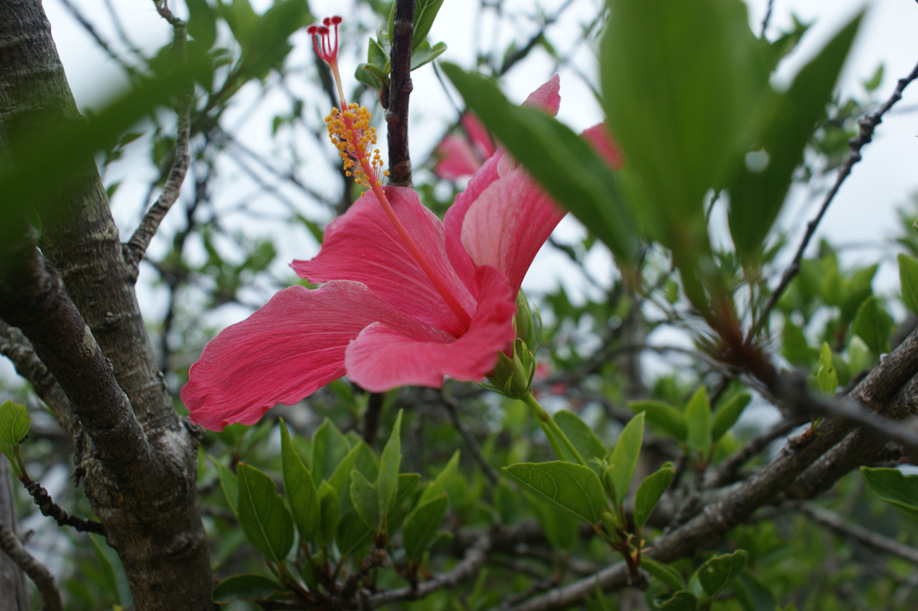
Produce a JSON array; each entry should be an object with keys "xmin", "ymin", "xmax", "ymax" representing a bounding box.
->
[
  {"xmin": 486, "ymin": 339, "xmax": 536, "ymax": 399},
  {"xmin": 513, "ymin": 290, "xmax": 541, "ymax": 351}
]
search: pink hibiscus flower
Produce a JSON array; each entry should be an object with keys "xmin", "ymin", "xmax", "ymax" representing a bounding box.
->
[
  {"xmin": 433, "ymin": 113, "xmax": 496, "ymax": 180},
  {"xmin": 181, "ymin": 18, "xmax": 619, "ymax": 431}
]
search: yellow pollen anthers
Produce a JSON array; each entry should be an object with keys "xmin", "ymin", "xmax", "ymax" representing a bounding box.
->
[{"xmin": 325, "ymin": 103, "xmax": 389, "ymax": 190}]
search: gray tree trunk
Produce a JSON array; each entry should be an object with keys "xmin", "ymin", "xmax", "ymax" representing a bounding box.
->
[{"xmin": 0, "ymin": 1, "xmax": 216, "ymax": 608}]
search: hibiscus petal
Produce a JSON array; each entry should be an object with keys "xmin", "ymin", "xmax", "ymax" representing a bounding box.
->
[
  {"xmin": 582, "ymin": 123, "xmax": 623, "ymax": 170},
  {"xmin": 460, "ymin": 166, "xmax": 565, "ymax": 293},
  {"xmin": 181, "ymin": 281, "xmax": 445, "ymax": 431},
  {"xmin": 461, "ymin": 113, "xmax": 496, "ymax": 158},
  {"xmin": 293, "ymin": 186, "xmax": 476, "ymax": 337},
  {"xmin": 345, "ymin": 266, "xmax": 516, "ymax": 391},
  {"xmin": 433, "ymin": 134, "xmax": 483, "ymax": 180},
  {"xmin": 522, "ymin": 73, "xmax": 561, "ymax": 116}
]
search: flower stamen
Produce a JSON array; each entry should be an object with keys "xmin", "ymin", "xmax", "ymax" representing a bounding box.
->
[{"xmin": 309, "ymin": 16, "xmax": 472, "ymax": 330}]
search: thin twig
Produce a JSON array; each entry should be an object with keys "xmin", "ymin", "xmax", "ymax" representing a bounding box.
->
[
  {"xmin": 800, "ymin": 502, "xmax": 918, "ymax": 564},
  {"xmin": 386, "ymin": 0, "xmax": 415, "ymax": 186},
  {"xmin": 59, "ymin": 0, "xmax": 141, "ymax": 79},
  {"xmin": 760, "ymin": 0, "xmax": 775, "ymax": 37},
  {"xmin": 24, "ymin": 480, "xmax": 105, "ymax": 535},
  {"xmin": 126, "ymin": 8, "xmax": 193, "ymax": 276},
  {"xmin": 704, "ymin": 417, "xmax": 804, "ymax": 489},
  {"xmin": 0, "ymin": 521, "xmax": 62, "ymax": 611},
  {"xmin": 363, "ymin": 534, "xmax": 491, "ymax": 606},
  {"xmin": 758, "ymin": 58, "xmax": 918, "ymax": 329},
  {"xmin": 441, "ymin": 391, "xmax": 500, "ymax": 485}
]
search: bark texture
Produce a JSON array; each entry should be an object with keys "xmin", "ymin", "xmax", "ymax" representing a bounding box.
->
[{"xmin": 0, "ymin": 1, "xmax": 215, "ymax": 608}]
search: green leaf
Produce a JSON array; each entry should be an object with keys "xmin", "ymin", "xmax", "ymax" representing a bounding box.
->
[
  {"xmin": 403, "ymin": 492, "xmax": 449, "ymax": 561},
  {"xmin": 712, "ymin": 393, "xmax": 751, "ymax": 442},
  {"xmin": 628, "ymin": 400, "xmax": 686, "ymax": 441},
  {"xmin": 336, "ymin": 510, "xmax": 374, "ymax": 559},
  {"xmin": 413, "ymin": 0, "xmax": 446, "ymax": 50},
  {"xmin": 781, "ymin": 320, "xmax": 814, "ymax": 366},
  {"xmin": 861, "ymin": 467, "xmax": 918, "ymax": 514},
  {"xmin": 555, "ymin": 410, "xmax": 607, "ymax": 466},
  {"xmin": 377, "ymin": 410, "xmax": 403, "ymax": 517},
  {"xmin": 642, "ymin": 556, "xmax": 685, "ymax": 591},
  {"xmin": 0, "ymin": 401, "xmax": 30, "ymax": 477},
  {"xmin": 863, "ymin": 63, "xmax": 884, "ymax": 92},
  {"xmin": 851, "ymin": 296, "xmax": 892, "ymax": 354},
  {"xmin": 734, "ymin": 572, "xmax": 778, "ymax": 611},
  {"xmin": 441, "ymin": 63, "xmax": 639, "ymax": 265},
  {"xmin": 633, "ymin": 463, "xmax": 675, "ymax": 528},
  {"xmin": 279, "ymin": 421, "xmax": 319, "ymax": 542},
  {"xmin": 419, "ymin": 450, "xmax": 459, "ymax": 505},
  {"xmin": 317, "ymin": 482, "xmax": 340, "ymax": 546},
  {"xmin": 210, "ymin": 457, "xmax": 239, "ymax": 519},
  {"xmin": 326, "ymin": 443, "xmax": 363, "ymax": 499},
  {"xmin": 815, "ymin": 343, "xmax": 838, "ymax": 396},
  {"xmin": 411, "ymin": 40, "xmax": 447, "ymax": 71},
  {"xmin": 211, "ymin": 574, "xmax": 286, "ymax": 603},
  {"xmin": 655, "ymin": 591, "xmax": 699, "ymax": 611},
  {"xmin": 527, "ymin": 491, "xmax": 579, "ymax": 552},
  {"xmin": 684, "ymin": 387, "xmax": 712, "ymax": 455},
  {"xmin": 186, "ymin": 0, "xmax": 218, "ymax": 49},
  {"xmin": 349, "ymin": 470, "xmax": 380, "ymax": 530},
  {"xmin": 898, "ymin": 254, "xmax": 918, "ymax": 315},
  {"xmin": 728, "ymin": 14, "xmax": 862, "ymax": 265},
  {"xmin": 236, "ymin": 464, "xmax": 294, "ymax": 563},
  {"xmin": 89, "ymin": 534, "xmax": 122, "ymax": 605},
  {"xmin": 355, "ymin": 64, "xmax": 384, "ymax": 90},
  {"xmin": 698, "ymin": 550, "xmax": 748, "ymax": 598},
  {"xmin": 502, "ymin": 461, "xmax": 606, "ymax": 525},
  {"xmin": 602, "ymin": 0, "xmax": 768, "ymax": 254},
  {"xmin": 608, "ymin": 412, "xmax": 645, "ymax": 507},
  {"xmin": 311, "ymin": 418, "xmax": 351, "ymax": 483}
]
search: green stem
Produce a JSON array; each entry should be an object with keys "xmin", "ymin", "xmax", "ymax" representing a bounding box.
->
[{"xmin": 521, "ymin": 392, "xmax": 587, "ymax": 466}]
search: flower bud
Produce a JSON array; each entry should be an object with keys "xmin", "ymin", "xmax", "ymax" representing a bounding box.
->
[
  {"xmin": 486, "ymin": 338, "xmax": 536, "ymax": 399},
  {"xmin": 513, "ymin": 289, "xmax": 541, "ymax": 351}
]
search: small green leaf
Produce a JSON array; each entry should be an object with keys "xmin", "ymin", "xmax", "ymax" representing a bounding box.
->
[
  {"xmin": 186, "ymin": 0, "xmax": 218, "ymax": 49},
  {"xmin": 628, "ymin": 400, "xmax": 687, "ymax": 441},
  {"xmin": 311, "ymin": 419, "xmax": 351, "ymax": 483},
  {"xmin": 685, "ymin": 387, "xmax": 712, "ymax": 455},
  {"xmin": 377, "ymin": 410, "xmax": 403, "ymax": 517},
  {"xmin": 527, "ymin": 491, "xmax": 579, "ymax": 552},
  {"xmin": 236, "ymin": 464, "xmax": 294, "ymax": 563},
  {"xmin": 642, "ymin": 556, "xmax": 686, "ymax": 591},
  {"xmin": 633, "ymin": 463, "xmax": 675, "ymax": 527},
  {"xmin": 898, "ymin": 253, "xmax": 918, "ymax": 315},
  {"xmin": 419, "ymin": 450, "xmax": 459, "ymax": 505},
  {"xmin": 411, "ymin": 40, "xmax": 447, "ymax": 70},
  {"xmin": 350, "ymin": 470, "xmax": 380, "ymax": 530},
  {"xmin": 863, "ymin": 63, "xmax": 884, "ymax": 92},
  {"xmin": 861, "ymin": 467, "xmax": 918, "ymax": 514},
  {"xmin": 698, "ymin": 549, "xmax": 748, "ymax": 598},
  {"xmin": 355, "ymin": 64, "xmax": 384, "ymax": 90},
  {"xmin": 211, "ymin": 574, "xmax": 286, "ymax": 603},
  {"xmin": 326, "ymin": 443, "xmax": 363, "ymax": 499},
  {"xmin": 336, "ymin": 510, "xmax": 373, "ymax": 559},
  {"xmin": 503, "ymin": 461, "xmax": 606, "ymax": 525},
  {"xmin": 851, "ymin": 296, "xmax": 892, "ymax": 355},
  {"xmin": 279, "ymin": 421, "xmax": 319, "ymax": 542},
  {"xmin": 0, "ymin": 400, "xmax": 30, "ymax": 477},
  {"xmin": 210, "ymin": 457, "xmax": 239, "ymax": 519},
  {"xmin": 555, "ymin": 410, "xmax": 607, "ymax": 466},
  {"xmin": 403, "ymin": 493, "xmax": 449, "ymax": 561},
  {"xmin": 609, "ymin": 412, "xmax": 646, "ymax": 507},
  {"xmin": 815, "ymin": 343, "xmax": 838, "ymax": 396},
  {"xmin": 317, "ymin": 481, "xmax": 340, "ymax": 546},
  {"xmin": 412, "ymin": 0, "xmax": 446, "ymax": 49},
  {"xmin": 712, "ymin": 393, "xmax": 751, "ymax": 442},
  {"xmin": 655, "ymin": 591, "xmax": 699, "ymax": 611}
]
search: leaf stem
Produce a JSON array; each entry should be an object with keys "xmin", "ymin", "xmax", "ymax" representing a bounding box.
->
[{"xmin": 521, "ymin": 392, "xmax": 587, "ymax": 466}]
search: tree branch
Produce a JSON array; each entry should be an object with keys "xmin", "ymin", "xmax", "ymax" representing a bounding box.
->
[
  {"xmin": 125, "ymin": 8, "xmax": 193, "ymax": 276},
  {"xmin": 800, "ymin": 502, "xmax": 918, "ymax": 564},
  {"xmin": 759, "ymin": 58, "xmax": 918, "ymax": 328},
  {"xmin": 386, "ymin": 0, "xmax": 415, "ymax": 187},
  {"xmin": 0, "ymin": 521, "xmax": 62, "ymax": 611}
]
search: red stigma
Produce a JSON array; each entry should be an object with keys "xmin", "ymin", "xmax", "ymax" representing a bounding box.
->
[{"xmin": 309, "ymin": 16, "xmax": 342, "ymax": 64}]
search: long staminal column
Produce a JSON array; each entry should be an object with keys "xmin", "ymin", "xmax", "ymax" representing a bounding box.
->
[{"xmin": 311, "ymin": 18, "xmax": 472, "ymax": 330}]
